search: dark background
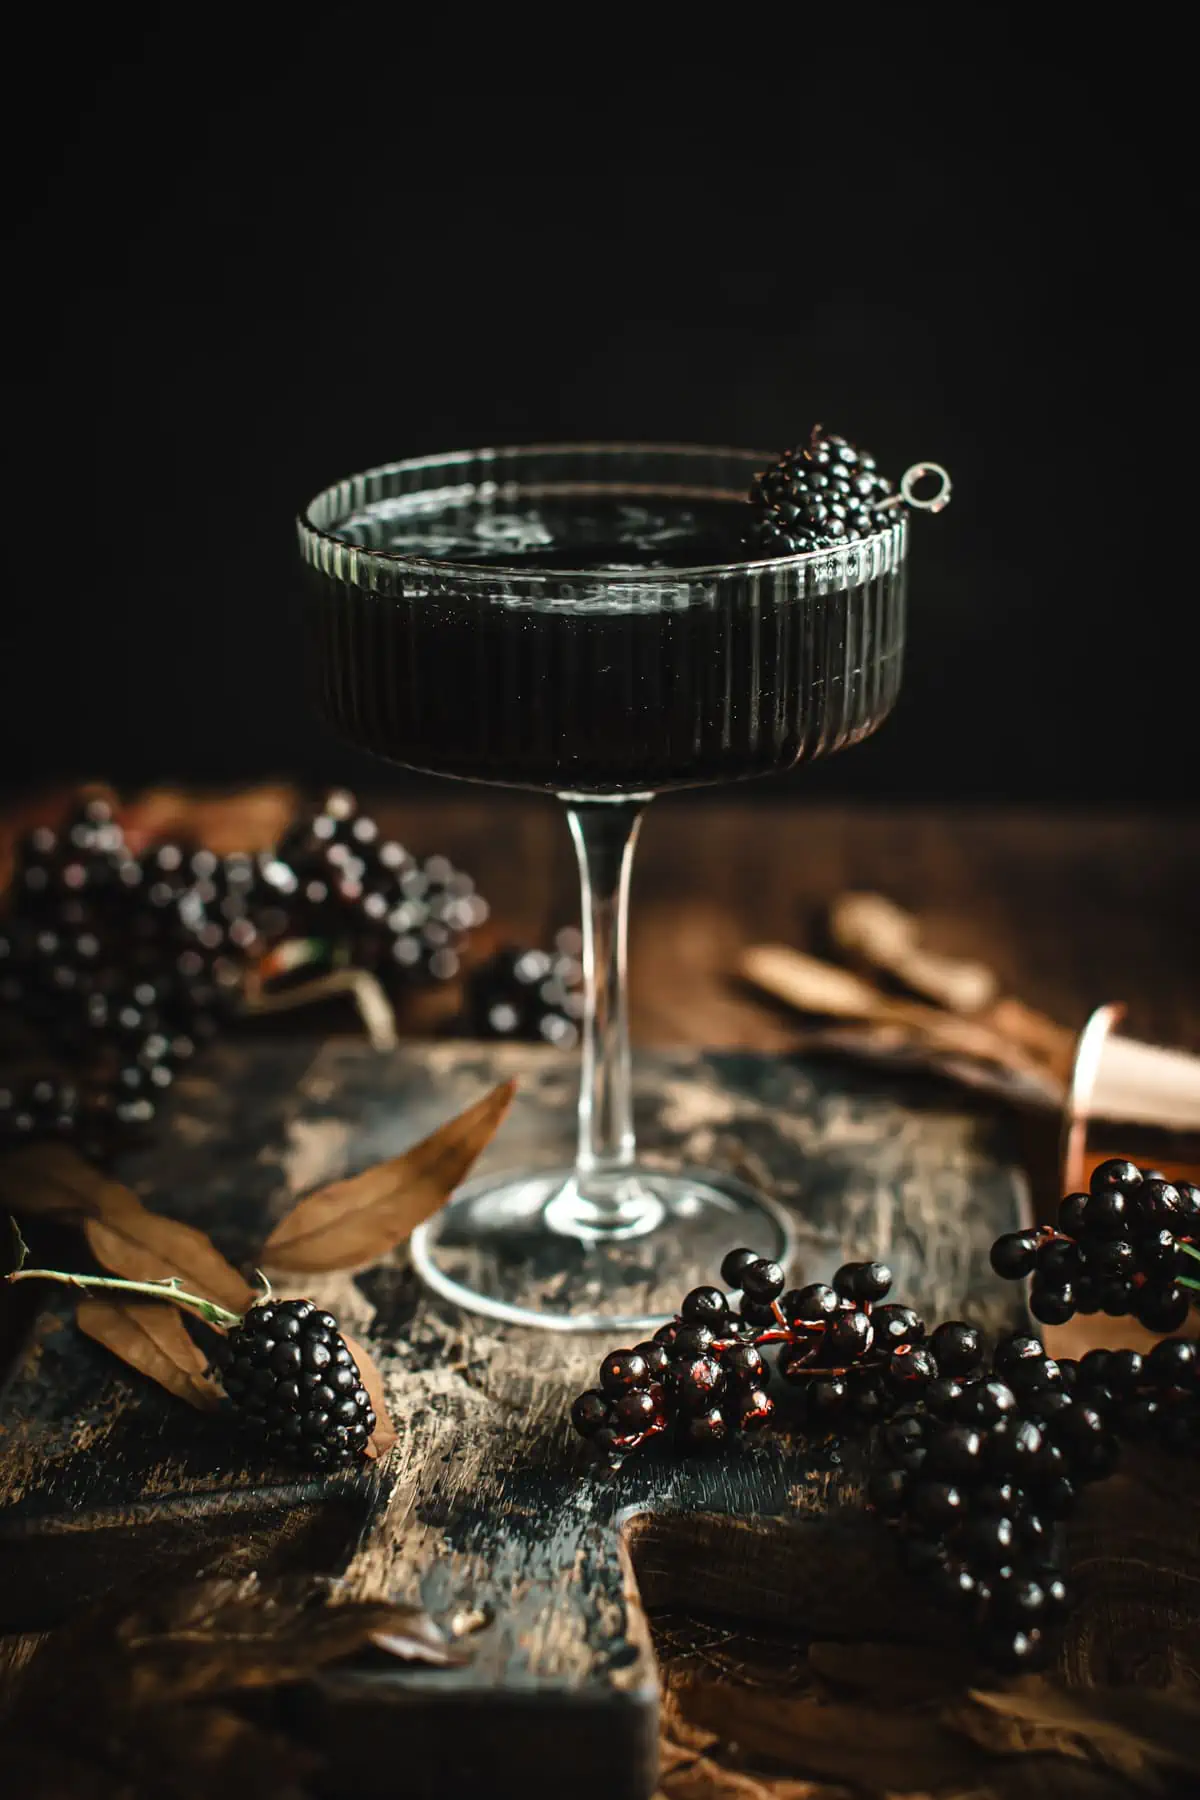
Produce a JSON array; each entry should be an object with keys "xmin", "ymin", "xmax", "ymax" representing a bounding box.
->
[{"xmin": 2, "ymin": 19, "xmax": 1184, "ymax": 807}]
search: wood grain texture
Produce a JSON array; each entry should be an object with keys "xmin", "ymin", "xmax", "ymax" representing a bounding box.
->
[
  {"xmin": 2, "ymin": 799, "xmax": 1199, "ymax": 1800},
  {"xmin": 0, "ymin": 1039, "xmax": 1024, "ymax": 1798}
]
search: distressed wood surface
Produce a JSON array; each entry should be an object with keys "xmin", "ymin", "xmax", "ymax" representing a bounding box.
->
[
  {"xmin": 0, "ymin": 1040, "xmax": 1025, "ymax": 1797},
  {"xmin": 3, "ymin": 799, "xmax": 1199, "ymax": 1800}
]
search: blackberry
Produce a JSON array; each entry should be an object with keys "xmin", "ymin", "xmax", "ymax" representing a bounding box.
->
[
  {"xmin": 748, "ymin": 429, "xmax": 896, "ymax": 554},
  {"xmin": 215, "ymin": 1298, "xmax": 377, "ymax": 1469},
  {"xmin": 7, "ymin": 1261, "xmax": 377, "ymax": 1472}
]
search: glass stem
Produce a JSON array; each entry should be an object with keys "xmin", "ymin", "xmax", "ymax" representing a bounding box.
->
[{"xmin": 565, "ymin": 799, "xmax": 649, "ymax": 1179}]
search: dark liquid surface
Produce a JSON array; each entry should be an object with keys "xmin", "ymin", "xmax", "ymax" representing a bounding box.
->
[{"xmin": 307, "ymin": 492, "xmax": 906, "ymax": 794}]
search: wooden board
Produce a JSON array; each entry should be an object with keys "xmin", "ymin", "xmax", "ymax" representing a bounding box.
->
[{"xmin": 0, "ymin": 1041, "xmax": 1028, "ymax": 1799}]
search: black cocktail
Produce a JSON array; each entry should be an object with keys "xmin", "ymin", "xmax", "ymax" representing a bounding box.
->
[{"xmin": 299, "ymin": 444, "xmax": 926, "ymax": 1329}]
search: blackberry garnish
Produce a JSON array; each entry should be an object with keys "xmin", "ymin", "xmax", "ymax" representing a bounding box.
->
[{"xmin": 749, "ymin": 428, "xmax": 897, "ymax": 554}]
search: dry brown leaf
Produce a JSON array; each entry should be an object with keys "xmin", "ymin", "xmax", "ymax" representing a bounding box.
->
[
  {"xmin": 342, "ymin": 1332, "xmax": 398, "ymax": 1459},
  {"xmin": 85, "ymin": 1191, "xmax": 256, "ymax": 1316},
  {"xmin": 0, "ymin": 1142, "xmax": 129, "ymax": 1221},
  {"xmin": 678, "ymin": 1680, "xmax": 986, "ymax": 1792},
  {"xmin": 263, "ymin": 1078, "xmax": 517, "ymax": 1274},
  {"xmin": 964, "ymin": 1683, "xmax": 1200, "ymax": 1780},
  {"xmin": 77, "ymin": 1298, "xmax": 222, "ymax": 1412},
  {"xmin": 4, "ymin": 1572, "xmax": 464, "ymax": 1798},
  {"xmin": 112, "ymin": 1574, "xmax": 470, "ymax": 1690}
]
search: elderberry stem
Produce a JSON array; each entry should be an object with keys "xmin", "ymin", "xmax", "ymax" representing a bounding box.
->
[{"xmin": 5, "ymin": 1267, "xmax": 243, "ymax": 1330}]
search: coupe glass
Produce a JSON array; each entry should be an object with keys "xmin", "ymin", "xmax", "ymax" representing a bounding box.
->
[{"xmin": 298, "ymin": 444, "xmax": 909, "ymax": 1330}]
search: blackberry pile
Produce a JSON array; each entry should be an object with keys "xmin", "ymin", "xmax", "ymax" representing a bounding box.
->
[
  {"xmin": 211, "ymin": 1297, "xmax": 377, "ymax": 1470},
  {"xmin": 990, "ymin": 1159, "xmax": 1200, "ymax": 1332},
  {"xmin": 749, "ymin": 427, "xmax": 897, "ymax": 554},
  {"xmin": 0, "ymin": 789, "xmax": 494, "ymax": 1162},
  {"xmin": 869, "ymin": 1334, "xmax": 1090, "ymax": 1672},
  {"xmin": 465, "ymin": 928, "xmax": 584, "ymax": 1050}
]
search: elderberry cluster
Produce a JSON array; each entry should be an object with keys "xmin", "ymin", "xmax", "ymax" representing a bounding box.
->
[
  {"xmin": 990, "ymin": 1159, "xmax": 1200, "ymax": 1332},
  {"xmin": 571, "ymin": 1167, "xmax": 1200, "ymax": 1676},
  {"xmin": 570, "ymin": 1250, "xmax": 944, "ymax": 1459},
  {"xmin": 869, "ymin": 1334, "xmax": 1093, "ymax": 1672},
  {"xmin": 1, "ymin": 787, "xmax": 583, "ymax": 1165}
]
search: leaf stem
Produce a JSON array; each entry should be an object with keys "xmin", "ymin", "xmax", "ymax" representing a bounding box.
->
[{"xmin": 6, "ymin": 1267, "xmax": 244, "ymax": 1330}]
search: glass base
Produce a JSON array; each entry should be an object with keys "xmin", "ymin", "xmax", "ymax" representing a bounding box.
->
[{"xmin": 409, "ymin": 1164, "xmax": 795, "ymax": 1332}]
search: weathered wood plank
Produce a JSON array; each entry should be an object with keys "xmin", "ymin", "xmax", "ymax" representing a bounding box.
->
[{"xmin": 0, "ymin": 1040, "xmax": 1026, "ymax": 1799}]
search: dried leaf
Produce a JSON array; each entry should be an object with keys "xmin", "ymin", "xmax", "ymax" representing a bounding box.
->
[
  {"xmin": 3, "ymin": 1572, "xmax": 459, "ymax": 1799},
  {"xmin": 113, "ymin": 1574, "xmax": 470, "ymax": 1690},
  {"xmin": 76, "ymin": 1298, "xmax": 221, "ymax": 1411},
  {"xmin": 263, "ymin": 1079, "xmax": 516, "ymax": 1274},
  {"xmin": 0, "ymin": 1142, "xmax": 127, "ymax": 1221},
  {"xmin": 965, "ymin": 1682, "xmax": 1200, "ymax": 1779},
  {"xmin": 342, "ymin": 1331, "xmax": 398, "ymax": 1458},
  {"xmin": 677, "ymin": 1680, "xmax": 986, "ymax": 1792},
  {"xmin": 85, "ymin": 1189, "xmax": 256, "ymax": 1317}
]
